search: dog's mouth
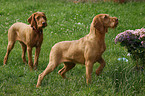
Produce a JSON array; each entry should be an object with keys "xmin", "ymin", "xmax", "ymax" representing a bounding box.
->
[
  {"xmin": 114, "ymin": 22, "xmax": 118, "ymax": 28},
  {"xmin": 42, "ymin": 25, "xmax": 46, "ymax": 28},
  {"xmin": 115, "ymin": 19, "xmax": 118, "ymax": 27}
]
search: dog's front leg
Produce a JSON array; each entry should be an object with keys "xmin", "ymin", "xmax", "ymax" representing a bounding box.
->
[
  {"xmin": 33, "ymin": 46, "xmax": 41, "ymax": 70},
  {"xmin": 85, "ymin": 61, "xmax": 93, "ymax": 84},
  {"xmin": 27, "ymin": 46, "xmax": 33, "ymax": 70},
  {"xmin": 96, "ymin": 57, "xmax": 106, "ymax": 76}
]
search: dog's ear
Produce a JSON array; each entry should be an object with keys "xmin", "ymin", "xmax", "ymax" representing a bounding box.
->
[
  {"xmin": 28, "ymin": 15, "xmax": 32, "ymax": 24},
  {"xmin": 93, "ymin": 16, "xmax": 104, "ymax": 32},
  {"xmin": 27, "ymin": 13, "xmax": 37, "ymax": 29},
  {"xmin": 93, "ymin": 15, "xmax": 108, "ymax": 33},
  {"xmin": 103, "ymin": 15, "xmax": 109, "ymax": 33}
]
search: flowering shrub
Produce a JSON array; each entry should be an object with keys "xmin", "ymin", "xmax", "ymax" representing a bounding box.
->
[{"xmin": 115, "ymin": 28, "xmax": 145, "ymax": 68}]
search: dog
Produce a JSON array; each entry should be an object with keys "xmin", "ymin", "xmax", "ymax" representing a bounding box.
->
[
  {"xmin": 3, "ymin": 12, "xmax": 47, "ymax": 70},
  {"xmin": 36, "ymin": 14, "xmax": 118, "ymax": 87}
]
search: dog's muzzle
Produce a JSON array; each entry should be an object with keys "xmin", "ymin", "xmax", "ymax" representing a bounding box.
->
[{"xmin": 42, "ymin": 22, "xmax": 47, "ymax": 27}]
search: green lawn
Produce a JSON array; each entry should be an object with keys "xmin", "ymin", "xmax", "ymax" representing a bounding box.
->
[{"xmin": 0, "ymin": 0, "xmax": 145, "ymax": 95}]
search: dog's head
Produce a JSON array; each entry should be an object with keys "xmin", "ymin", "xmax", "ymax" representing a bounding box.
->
[
  {"xmin": 92, "ymin": 14, "xmax": 118, "ymax": 33},
  {"xmin": 28, "ymin": 12, "xmax": 47, "ymax": 30}
]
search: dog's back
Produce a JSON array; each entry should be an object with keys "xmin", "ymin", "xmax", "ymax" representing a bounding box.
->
[
  {"xmin": 8, "ymin": 22, "xmax": 31, "ymax": 42},
  {"xmin": 49, "ymin": 37, "xmax": 86, "ymax": 64}
]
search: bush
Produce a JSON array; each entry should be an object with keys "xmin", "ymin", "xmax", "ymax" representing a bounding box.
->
[{"xmin": 115, "ymin": 28, "xmax": 145, "ymax": 70}]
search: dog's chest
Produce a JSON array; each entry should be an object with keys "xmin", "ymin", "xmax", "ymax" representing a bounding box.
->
[
  {"xmin": 99, "ymin": 44, "xmax": 106, "ymax": 53},
  {"xmin": 31, "ymin": 33, "xmax": 43, "ymax": 47},
  {"xmin": 90, "ymin": 44, "xmax": 106, "ymax": 63},
  {"xmin": 93, "ymin": 43, "xmax": 106, "ymax": 58}
]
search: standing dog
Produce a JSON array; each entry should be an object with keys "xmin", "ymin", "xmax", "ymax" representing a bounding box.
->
[
  {"xmin": 3, "ymin": 12, "xmax": 47, "ymax": 70},
  {"xmin": 36, "ymin": 14, "xmax": 118, "ymax": 87}
]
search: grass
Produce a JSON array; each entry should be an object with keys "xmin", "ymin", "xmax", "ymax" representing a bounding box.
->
[{"xmin": 0, "ymin": 0, "xmax": 145, "ymax": 95}]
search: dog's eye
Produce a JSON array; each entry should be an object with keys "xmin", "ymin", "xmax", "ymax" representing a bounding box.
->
[
  {"xmin": 36, "ymin": 16, "xmax": 40, "ymax": 20},
  {"xmin": 104, "ymin": 15, "xmax": 108, "ymax": 19}
]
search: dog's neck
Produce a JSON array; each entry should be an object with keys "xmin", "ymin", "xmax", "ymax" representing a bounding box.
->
[
  {"xmin": 32, "ymin": 27, "xmax": 43, "ymax": 34},
  {"xmin": 88, "ymin": 25, "xmax": 106, "ymax": 41}
]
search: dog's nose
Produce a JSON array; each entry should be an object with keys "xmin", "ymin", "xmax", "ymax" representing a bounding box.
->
[
  {"xmin": 115, "ymin": 18, "xmax": 118, "ymax": 23},
  {"xmin": 42, "ymin": 22, "xmax": 46, "ymax": 26},
  {"xmin": 116, "ymin": 18, "xmax": 118, "ymax": 21}
]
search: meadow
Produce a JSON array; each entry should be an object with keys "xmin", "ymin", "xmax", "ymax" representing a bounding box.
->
[{"xmin": 0, "ymin": 0, "xmax": 145, "ymax": 95}]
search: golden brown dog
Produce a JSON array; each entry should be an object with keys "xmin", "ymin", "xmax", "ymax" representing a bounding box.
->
[
  {"xmin": 3, "ymin": 12, "xmax": 47, "ymax": 70},
  {"xmin": 36, "ymin": 14, "xmax": 118, "ymax": 87}
]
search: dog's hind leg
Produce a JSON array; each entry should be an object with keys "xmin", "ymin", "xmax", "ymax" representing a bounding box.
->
[
  {"xmin": 96, "ymin": 57, "xmax": 106, "ymax": 76},
  {"xmin": 36, "ymin": 62, "xmax": 59, "ymax": 88},
  {"xmin": 3, "ymin": 27, "xmax": 17, "ymax": 65},
  {"xmin": 3, "ymin": 41, "xmax": 15, "ymax": 65},
  {"xmin": 20, "ymin": 42, "xmax": 27, "ymax": 65},
  {"xmin": 58, "ymin": 62, "xmax": 76, "ymax": 78}
]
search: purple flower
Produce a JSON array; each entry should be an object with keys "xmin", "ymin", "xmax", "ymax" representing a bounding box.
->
[
  {"xmin": 115, "ymin": 28, "xmax": 145, "ymax": 51},
  {"xmin": 141, "ymin": 41, "xmax": 145, "ymax": 48},
  {"xmin": 139, "ymin": 34, "xmax": 145, "ymax": 40},
  {"xmin": 115, "ymin": 28, "xmax": 145, "ymax": 45},
  {"xmin": 115, "ymin": 28, "xmax": 145, "ymax": 67}
]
